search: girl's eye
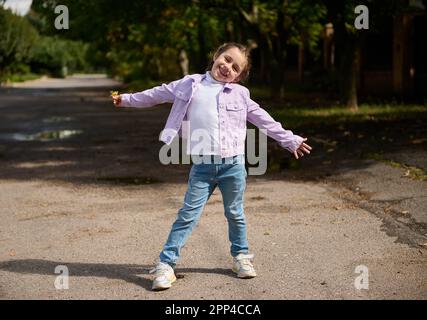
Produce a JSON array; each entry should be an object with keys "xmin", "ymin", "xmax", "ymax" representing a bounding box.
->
[
  {"xmin": 225, "ymin": 56, "xmax": 231, "ymax": 62},
  {"xmin": 232, "ymin": 66, "xmax": 238, "ymax": 72}
]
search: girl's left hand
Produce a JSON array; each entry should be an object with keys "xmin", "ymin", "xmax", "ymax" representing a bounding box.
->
[
  {"xmin": 294, "ymin": 138, "xmax": 312, "ymax": 159},
  {"xmin": 112, "ymin": 95, "xmax": 122, "ymax": 107}
]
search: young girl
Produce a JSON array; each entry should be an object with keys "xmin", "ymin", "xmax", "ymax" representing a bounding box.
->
[{"xmin": 112, "ymin": 43, "xmax": 312, "ymax": 291}]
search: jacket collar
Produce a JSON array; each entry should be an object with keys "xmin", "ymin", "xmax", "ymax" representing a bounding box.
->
[
  {"xmin": 188, "ymin": 73, "xmax": 234, "ymax": 91},
  {"xmin": 223, "ymin": 82, "xmax": 234, "ymax": 90}
]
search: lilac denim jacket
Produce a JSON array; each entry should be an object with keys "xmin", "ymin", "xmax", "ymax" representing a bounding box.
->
[{"xmin": 120, "ymin": 73, "xmax": 304, "ymax": 158}]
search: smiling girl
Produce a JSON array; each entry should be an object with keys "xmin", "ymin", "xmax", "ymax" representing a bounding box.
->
[{"xmin": 112, "ymin": 42, "xmax": 312, "ymax": 291}]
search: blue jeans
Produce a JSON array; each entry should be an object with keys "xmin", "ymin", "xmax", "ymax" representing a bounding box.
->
[{"xmin": 159, "ymin": 155, "xmax": 249, "ymax": 267}]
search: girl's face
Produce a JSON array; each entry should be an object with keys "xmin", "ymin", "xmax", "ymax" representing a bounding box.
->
[{"xmin": 211, "ymin": 47, "xmax": 246, "ymax": 83}]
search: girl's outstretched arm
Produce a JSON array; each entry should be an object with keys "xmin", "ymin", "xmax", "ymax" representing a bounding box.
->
[
  {"xmin": 244, "ymin": 89, "xmax": 312, "ymax": 158},
  {"xmin": 118, "ymin": 78, "xmax": 183, "ymax": 108}
]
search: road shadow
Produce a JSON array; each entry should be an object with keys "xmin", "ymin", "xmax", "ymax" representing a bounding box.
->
[
  {"xmin": 0, "ymin": 86, "xmax": 426, "ymax": 185},
  {"xmin": 0, "ymin": 259, "xmax": 236, "ymax": 292}
]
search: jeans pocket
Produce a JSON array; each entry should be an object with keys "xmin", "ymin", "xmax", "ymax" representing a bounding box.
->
[{"xmin": 232, "ymin": 155, "xmax": 245, "ymax": 165}]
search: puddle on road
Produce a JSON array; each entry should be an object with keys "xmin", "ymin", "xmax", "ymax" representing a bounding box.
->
[
  {"xmin": 0, "ymin": 130, "xmax": 82, "ymax": 142},
  {"xmin": 96, "ymin": 176, "xmax": 162, "ymax": 185}
]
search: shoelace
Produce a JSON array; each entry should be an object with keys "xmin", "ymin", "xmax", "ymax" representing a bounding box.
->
[
  {"xmin": 149, "ymin": 263, "xmax": 171, "ymax": 277},
  {"xmin": 236, "ymin": 254, "xmax": 254, "ymax": 269}
]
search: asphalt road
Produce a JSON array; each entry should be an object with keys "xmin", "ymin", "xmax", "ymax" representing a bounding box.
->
[{"xmin": 0, "ymin": 75, "xmax": 425, "ymax": 299}]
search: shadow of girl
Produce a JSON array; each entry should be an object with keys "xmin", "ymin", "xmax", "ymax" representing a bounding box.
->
[{"xmin": 0, "ymin": 259, "xmax": 236, "ymax": 292}]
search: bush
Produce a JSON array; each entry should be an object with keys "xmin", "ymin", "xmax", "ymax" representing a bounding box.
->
[
  {"xmin": 0, "ymin": 6, "xmax": 91, "ymax": 81},
  {"xmin": 30, "ymin": 36, "xmax": 90, "ymax": 77},
  {"xmin": 0, "ymin": 6, "xmax": 38, "ymax": 81}
]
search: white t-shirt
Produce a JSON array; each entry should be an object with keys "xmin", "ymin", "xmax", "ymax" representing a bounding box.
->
[{"xmin": 185, "ymin": 71, "xmax": 224, "ymax": 155}]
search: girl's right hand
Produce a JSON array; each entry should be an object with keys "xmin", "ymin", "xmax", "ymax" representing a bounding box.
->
[{"xmin": 112, "ymin": 95, "xmax": 122, "ymax": 107}]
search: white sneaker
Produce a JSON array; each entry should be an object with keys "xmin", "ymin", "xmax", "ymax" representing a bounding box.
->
[
  {"xmin": 232, "ymin": 253, "xmax": 257, "ymax": 278},
  {"xmin": 149, "ymin": 262, "xmax": 176, "ymax": 291}
]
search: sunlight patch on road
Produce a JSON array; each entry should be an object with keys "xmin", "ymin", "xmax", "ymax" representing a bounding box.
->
[
  {"xmin": 0, "ymin": 130, "xmax": 83, "ymax": 142},
  {"xmin": 12, "ymin": 161, "xmax": 75, "ymax": 169}
]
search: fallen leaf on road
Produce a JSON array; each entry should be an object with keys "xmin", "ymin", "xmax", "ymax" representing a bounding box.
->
[{"xmin": 9, "ymin": 250, "xmax": 16, "ymax": 256}]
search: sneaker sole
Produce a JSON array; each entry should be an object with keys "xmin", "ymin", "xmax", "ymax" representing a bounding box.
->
[
  {"xmin": 152, "ymin": 275, "xmax": 177, "ymax": 291},
  {"xmin": 232, "ymin": 267, "xmax": 257, "ymax": 279}
]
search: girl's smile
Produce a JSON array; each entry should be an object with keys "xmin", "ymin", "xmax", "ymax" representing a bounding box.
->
[{"xmin": 219, "ymin": 65, "xmax": 230, "ymax": 77}]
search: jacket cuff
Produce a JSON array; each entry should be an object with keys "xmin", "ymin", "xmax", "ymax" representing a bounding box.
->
[
  {"xmin": 281, "ymin": 135, "xmax": 304, "ymax": 153},
  {"xmin": 120, "ymin": 93, "xmax": 131, "ymax": 107}
]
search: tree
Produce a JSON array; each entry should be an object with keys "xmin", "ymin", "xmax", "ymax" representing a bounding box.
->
[
  {"xmin": 323, "ymin": 0, "xmax": 408, "ymax": 110},
  {"xmin": 238, "ymin": 0, "xmax": 326, "ymax": 99},
  {"xmin": 0, "ymin": 6, "xmax": 38, "ymax": 80}
]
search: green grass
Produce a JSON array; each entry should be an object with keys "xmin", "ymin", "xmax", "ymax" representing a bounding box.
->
[
  {"xmin": 365, "ymin": 152, "xmax": 427, "ymax": 181},
  {"xmin": 270, "ymin": 103, "xmax": 427, "ymax": 128},
  {"xmin": 245, "ymin": 84, "xmax": 427, "ymax": 127},
  {"xmin": 7, "ymin": 73, "xmax": 41, "ymax": 83}
]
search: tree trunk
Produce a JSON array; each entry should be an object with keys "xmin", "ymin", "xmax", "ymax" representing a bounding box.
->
[
  {"xmin": 197, "ymin": 9, "xmax": 207, "ymax": 73},
  {"xmin": 347, "ymin": 42, "xmax": 361, "ymax": 111},
  {"xmin": 326, "ymin": 0, "xmax": 360, "ymax": 110},
  {"xmin": 270, "ymin": 56, "xmax": 286, "ymax": 100},
  {"xmin": 179, "ymin": 49, "xmax": 189, "ymax": 76},
  {"xmin": 298, "ymin": 39, "xmax": 305, "ymax": 83},
  {"xmin": 346, "ymin": 54, "xmax": 358, "ymax": 111},
  {"xmin": 270, "ymin": 8, "xmax": 287, "ymax": 100},
  {"xmin": 342, "ymin": 37, "xmax": 360, "ymax": 111},
  {"xmin": 335, "ymin": 20, "xmax": 360, "ymax": 111}
]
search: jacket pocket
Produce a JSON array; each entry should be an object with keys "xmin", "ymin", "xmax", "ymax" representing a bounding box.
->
[
  {"xmin": 226, "ymin": 103, "xmax": 244, "ymax": 111},
  {"xmin": 225, "ymin": 103, "xmax": 245, "ymax": 129}
]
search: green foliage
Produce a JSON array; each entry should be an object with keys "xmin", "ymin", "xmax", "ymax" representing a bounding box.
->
[
  {"xmin": 7, "ymin": 72, "xmax": 40, "ymax": 83},
  {"xmin": 30, "ymin": 36, "xmax": 90, "ymax": 77},
  {"xmin": 0, "ymin": 4, "xmax": 91, "ymax": 81},
  {"xmin": 27, "ymin": 0, "xmax": 331, "ymax": 83},
  {"xmin": 282, "ymin": 1, "xmax": 326, "ymax": 55},
  {"xmin": 4, "ymin": 0, "xmax": 418, "ymax": 103},
  {"xmin": 0, "ymin": 6, "xmax": 38, "ymax": 80}
]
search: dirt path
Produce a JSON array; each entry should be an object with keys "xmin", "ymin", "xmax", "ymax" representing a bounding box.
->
[{"xmin": 0, "ymin": 76, "xmax": 425, "ymax": 299}]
